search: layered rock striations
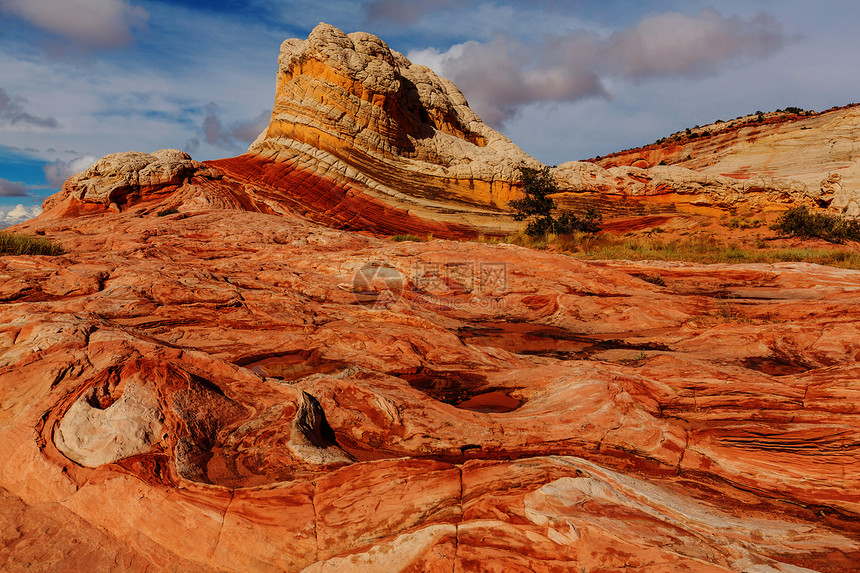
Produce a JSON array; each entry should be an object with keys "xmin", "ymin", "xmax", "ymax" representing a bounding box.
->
[
  {"xmin": 48, "ymin": 23, "xmax": 542, "ymax": 238},
  {"xmin": 248, "ymin": 23, "xmax": 536, "ymax": 208},
  {"xmin": 589, "ymin": 105, "xmax": 860, "ymax": 215},
  {"xmin": 2, "ymin": 208, "xmax": 859, "ymax": 571}
]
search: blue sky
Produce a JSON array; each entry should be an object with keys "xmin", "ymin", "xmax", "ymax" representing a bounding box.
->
[{"xmin": 1, "ymin": 0, "xmax": 859, "ymax": 211}]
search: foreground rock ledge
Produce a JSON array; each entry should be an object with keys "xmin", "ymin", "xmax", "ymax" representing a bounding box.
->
[{"xmin": 1, "ymin": 208, "xmax": 858, "ymax": 572}]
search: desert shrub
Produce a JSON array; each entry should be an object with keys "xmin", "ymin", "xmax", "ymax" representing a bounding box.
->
[
  {"xmin": 771, "ymin": 206, "xmax": 860, "ymax": 243},
  {"xmin": 555, "ymin": 208, "xmax": 603, "ymax": 235},
  {"xmin": 728, "ymin": 216, "xmax": 763, "ymax": 230},
  {"xmin": 0, "ymin": 231, "xmax": 65, "ymax": 256},
  {"xmin": 157, "ymin": 207, "xmax": 179, "ymax": 217},
  {"xmin": 389, "ymin": 234, "xmax": 424, "ymax": 242},
  {"xmin": 641, "ymin": 273, "xmax": 666, "ymax": 287},
  {"xmin": 510, "ymin": 166, "xmax": 602, "ymax": 237}
]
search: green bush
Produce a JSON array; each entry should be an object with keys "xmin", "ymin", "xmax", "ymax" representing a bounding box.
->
[
  {"xmin": 157, "ymin": 207, "xmax": 179, "ymax": 217},
  {"xmin": 510, "ymin": 166, "xmax": 602, "ymax": 237},
  {"xmin": 0, "ymin": 231, "xmax": 65, "ymax": 256},
  {"xmin": 555, "ymin": 209, "xmax": 602, "ymax": 234},
  {"xmin": 771, "ymin": 206, "xmax": 860, "ymax": 243}
]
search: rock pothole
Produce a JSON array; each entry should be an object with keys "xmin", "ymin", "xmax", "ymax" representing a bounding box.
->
[
  {"xmin": 400, "ymin": 370, "xmax": 524, "ymax": 413},
  {"xmin": 54, "ymin": 381, "xmax": 164, "ymax": 467}
]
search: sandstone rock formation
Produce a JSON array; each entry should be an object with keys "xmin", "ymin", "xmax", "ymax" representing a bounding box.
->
[
  {"xmin": 251, "ymin": 23, "xmax": 536, "ymax": 205},
  {"xmin": 40, "ymin": 23, "xmax": 852, "ymax": 244},
  {"xmin": 590, "ymin": 105, "xmax": 860, "ymax": 215},
  {"xmin": 2, "ymin": 208, "xmax": 859, "ymax": 571},
  {"xmin": 552, "ymin": 161, "xmax": 810, "ymax": 214},
  {"xmin": 45, "ymin": 23, "xmax": 543, "ymax": 238}
]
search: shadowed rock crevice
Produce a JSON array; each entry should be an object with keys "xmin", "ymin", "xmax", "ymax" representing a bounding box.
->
[{"xmin": 400, "ymin": 370, "xmax": 524, "ymax": 413}]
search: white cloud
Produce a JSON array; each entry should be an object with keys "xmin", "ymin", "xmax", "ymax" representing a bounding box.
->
[
  {"xmin": 4, "ymin": 204, "xmax": 41, "ymax": 219},
  {"xmin": 0, "ymin": 0, "xmax": 148, "ymax": 48},
  {"xmin": 603, "ymin": 9, "xmax": 791, "ymax": 78},
  {"xmin": 43, "ymin": 154, "xmax": 98, "ymax": 189},
  {"xmin": 363, "ymin": 0, "xmax": 457, "ymax": 25},
  {"xmin": 411, "ymin": 37, "xmax": 606, "ymax": 126},
  {"xmin": 1, "ymin": 0, "xmax": 856, "ymax": 174},
  {"xmin": 231, "ymin": 111, "xmax": 271, "ymax": 144},
  {"xmin": 409, "ymin": 8, "xmax": 794, "ymax": 127},
  {"xmin": 0, "ymin": 204, "xmax": 42, "ymax": 227},
  {"xmin": 0, "ymin": 2, "xmax": 280, "ymax": 167},
  {"xmin": 187, "ymin": 104, "xmax": 270, "ymax": 153}
]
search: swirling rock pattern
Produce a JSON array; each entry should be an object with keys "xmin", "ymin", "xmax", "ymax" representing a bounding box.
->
[{"xmin": 1, "ymin": 209, "xmax": 858, "ymax": 571}]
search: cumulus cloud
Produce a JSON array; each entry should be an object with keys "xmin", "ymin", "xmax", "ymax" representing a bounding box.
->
[
  {"xmin": 43, "ymin": 154, "xmax": 98, "ymax": 188},
  {"xmin": 0, "ymin": 0, "xmax": 148, "ymax": 48},
  {"xmin": 191, "ymin": 104, "xmax": 269, "ymax": 152},
  {"xmin": 0, "ymin": 178, "xmax": 28, "ymax": 197},
  {"xmin": 410, "ymin": 8, "xmax": 794, "ymax": 126},
  {"xmin": 604, "ymin": 9, "xmax": 791, "ymax": 78},
  {"xmin": 0, "ymin": 204, "xmax": 42, "ymax": 227},
  {"xmin": 0, "ymin": 87, "xmax": 59, "ymax": 129},
  {"xmin": 413, "ymin": 37, "xmax": 607, "ymax": 126}
]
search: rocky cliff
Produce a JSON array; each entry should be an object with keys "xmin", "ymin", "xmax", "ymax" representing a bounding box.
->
[{"xmin": 47, "ymin": 23, "xmax": 544, "ymax": 238}]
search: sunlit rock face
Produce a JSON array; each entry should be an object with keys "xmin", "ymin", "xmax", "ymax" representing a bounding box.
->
[
  {"xmin": 249, "ymin": 23, "xmax": 539, "ymax": 207},
  {"xmin": 586, "ymin": 105, "xmax": 860, "ymax": 214},
  {"xmin": 46, "ymin": 23, "xmax": 542, "ymax": 239},
  {"xmin": 2, "ymin": 208, "xmax": 859, "ymax": 571}
]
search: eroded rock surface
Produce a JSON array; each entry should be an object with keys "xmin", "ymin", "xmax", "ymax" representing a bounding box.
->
[
  {"xmin": 1, "ymin": 209, "xmax": 858, "ymax": 571},
  {"xmin": 54, "ymin": 381, "xmax": 164, "ymax": 467}
]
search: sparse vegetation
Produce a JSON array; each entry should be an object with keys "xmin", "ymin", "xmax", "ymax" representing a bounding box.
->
[
  {"xmin": 771, "ymin": 206, "xmax": 860, "ymax": 243},
  {"xmin": 728, "ymin": 216, "xmax": 763, "ymax": 230},
  {"xmin": 709, "ymin": 300, "xmax": 753, "ymax": 324},
  {"xmin": 157, "ymin": 207, "xmax": 179, "ymax": 217},
  {"xmin": 510, "ymin": 166, "xmax": 602, "ymax": 237},
  {"xmin": 389, "ymin": 234, "xmax": 425, "ymax": 242},
  {"xmin": 483, "ymin": 231, "xmax": 860, "ymax": 270},
  {"xmin": 0, "ymin": 231, "xmax": 65, "ymax": 256}
]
